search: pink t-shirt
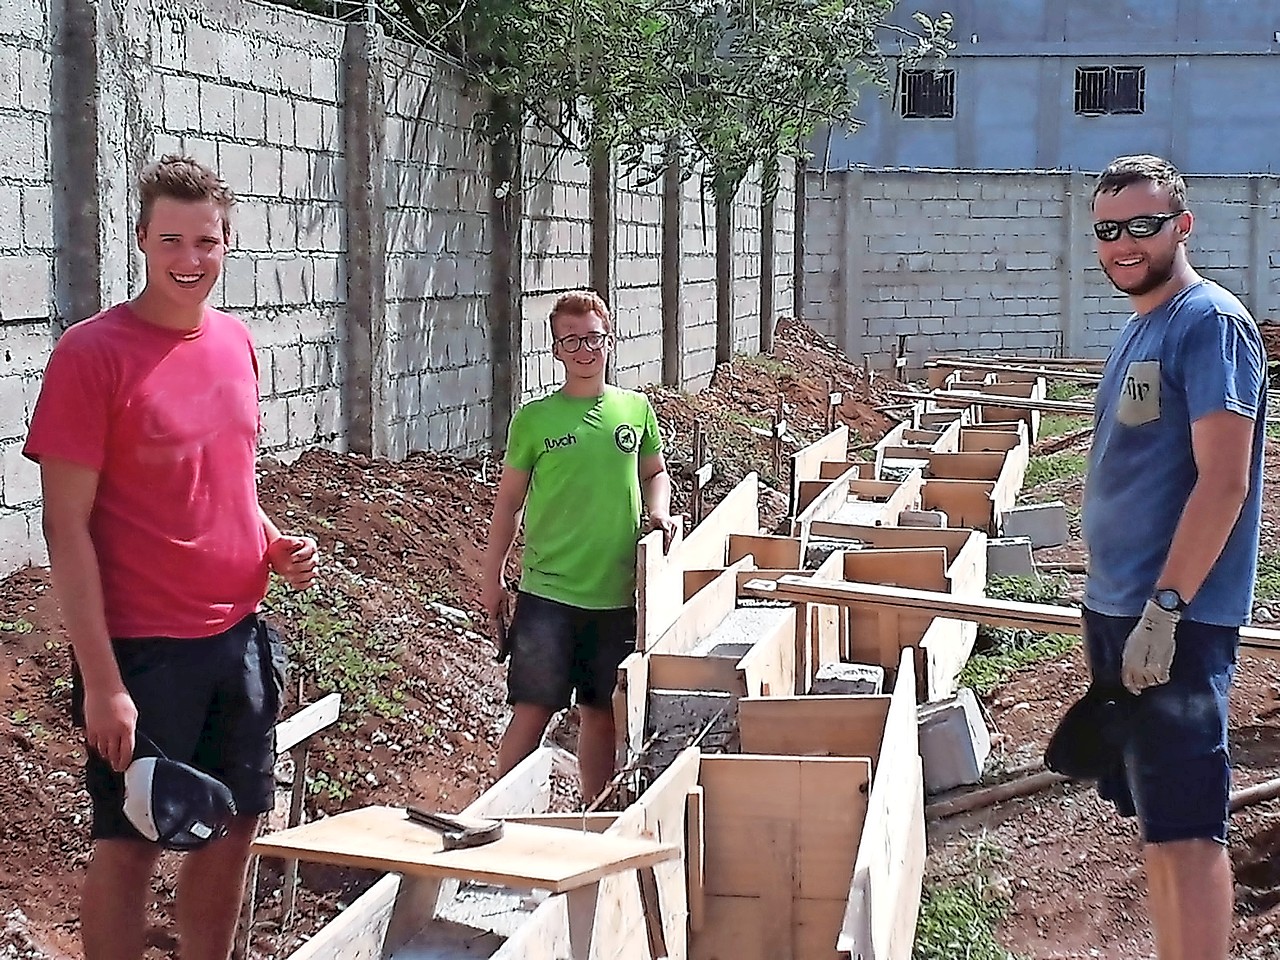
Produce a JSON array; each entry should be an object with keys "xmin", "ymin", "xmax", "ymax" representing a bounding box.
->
[{"xmin": 24, "ymin": 303, "xmax": 269, "ymax": 639}]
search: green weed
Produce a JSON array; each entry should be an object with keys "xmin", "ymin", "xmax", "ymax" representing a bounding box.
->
[
  {"xmin": 1037, "ymin": 414, "xmax": 1091, "ymax": 441},
  {"xmin": 0, "ymin": 618, "xmax": 34, "ymax": 634},
  {"xmin": 1024, "ymin": 452, "xmax": 1086, "ymax": 488},
  {"xmin": 1266, "ymin": 421, "xmax": 1280, "ymax": 442},
  {"xmin": 1256, "ymin": 553, "xmax": 1280, "ymax": 603},
  {"xmin": 1045, "ymin": 380, "xmax": 1091, "ymax": 402},
  {"xmin": 915, "ymin": 837, "xmax": 1021, "ymax": 960},
  {"xmin": 959, "ymin": 576, "xmax": 1079, "ymax": 697},
  {"xmin": 739, "ymin": 353, "xmax": 794, "ymax": 377}
]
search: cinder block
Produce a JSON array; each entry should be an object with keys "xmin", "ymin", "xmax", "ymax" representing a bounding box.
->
[
  {"xmin": 1001, "ymin": 500, "xmax": 1069, "ymax": 548},
  {"xmin": 918, "ymin": 687, "xmax": 991, "ymax": 795},
  {"xmin": 810, "ymin": 662, "xmax": 884, "ymax": 696},
  {"xmin": 987, "ymin": 536, "xmax": 1035, "ymax": 577}
]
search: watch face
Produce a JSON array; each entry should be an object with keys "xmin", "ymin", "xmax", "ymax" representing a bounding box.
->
[{"xmin": 1155, "ymin": 589, "xmax": 1182, "ymax": 611}]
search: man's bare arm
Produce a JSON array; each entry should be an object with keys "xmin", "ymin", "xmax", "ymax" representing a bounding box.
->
[{"xmin": 40, "ymin": 457, "xmax": 136, "ymax": 772}]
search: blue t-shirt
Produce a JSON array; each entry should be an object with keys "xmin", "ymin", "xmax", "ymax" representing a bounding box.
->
[{"xmin": 1083, "ymin": 280, "xmax": 1266, "ymax": 627}]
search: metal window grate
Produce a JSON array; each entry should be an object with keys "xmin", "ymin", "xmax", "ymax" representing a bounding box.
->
[
  {"xmin": 899, "ymin": 68, "xmax": 955, "ymax": 119},
  {"xmin": 1075, "ymin": 66, "xmax": 1145, "ymax": 115}
]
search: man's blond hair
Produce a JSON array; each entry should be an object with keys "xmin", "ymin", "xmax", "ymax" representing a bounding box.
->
[
  {"xmin": 549, "ymin": 290, "xmax": 613, "ymax": 337},
  {"xmin": 138, "ymin": 155, "xmax": 235, "ymax": 241}
]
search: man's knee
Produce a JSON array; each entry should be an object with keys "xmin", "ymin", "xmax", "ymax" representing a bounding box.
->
[{"xmin": 88, "ymin": 838, "xmax": 161, "ymax": 882}]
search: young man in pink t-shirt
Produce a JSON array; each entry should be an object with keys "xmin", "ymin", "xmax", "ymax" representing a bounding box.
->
[{"xmin": 24, "ymin": 156, "xmax": 317, "ymax": 960}]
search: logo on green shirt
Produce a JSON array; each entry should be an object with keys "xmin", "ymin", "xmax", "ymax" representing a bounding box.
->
[
  {"xmin": 543, "ymin": 433, "xmax": 577, "ymax": 452},
  {"xmin": 614, "ymin": 424, "xmax": 638, "ymax": 453}
]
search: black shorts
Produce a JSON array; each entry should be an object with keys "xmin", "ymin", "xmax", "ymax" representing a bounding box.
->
[
  {"xmin": 506, "ymin": 592, "xmax": 636, "ymax": 711},
  {"xmin": 72, "ymin": 614, "xmax": 287, "ymax": 841}
]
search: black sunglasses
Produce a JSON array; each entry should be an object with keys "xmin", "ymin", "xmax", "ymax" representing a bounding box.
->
[{"xmin": 1093, "ymin": 211, "xmax": 1185, "ymax": 243}]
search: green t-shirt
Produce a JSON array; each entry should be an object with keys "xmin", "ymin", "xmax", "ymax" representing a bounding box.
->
[{"xmin": 505, "ymin": 385, "xmax": 663, "ymax": 610}]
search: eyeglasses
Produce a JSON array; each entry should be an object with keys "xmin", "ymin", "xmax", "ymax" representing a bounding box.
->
[
  {"xmin": 554, "ymin": 331, "xmax": 610, "ymax": 353},
  {"xmin": 1093, "ymin": 211, "xmax": 1185, "ymax": 243}
]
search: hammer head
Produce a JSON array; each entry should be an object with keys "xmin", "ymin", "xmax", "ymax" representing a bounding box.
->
[{"xmin": 406, "ymin": 808, "xmax": 505, "ymax": 850}]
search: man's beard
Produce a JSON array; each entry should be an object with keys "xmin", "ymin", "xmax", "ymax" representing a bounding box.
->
[{"xmin": 1101, "ymin": 248, "xmax": 1177, "ymax": 297}]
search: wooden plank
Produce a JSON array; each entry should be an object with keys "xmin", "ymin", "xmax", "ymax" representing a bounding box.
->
[
  {"xmin": 818, "ymin": 460, "xmax": 868, "ymax": 480},
  {"xmin": 959, "ymin": 427, "xmax": 1022, "ymax": 453},
  {"xmin": 683, "ymin": 568, "xmax": 724, "ymax": 602},
  {"xmin": 728, "ymin": 533, "xmax": 802, "ymax": 569},
  {"xmin": 694, "ymin": 897, "xmax": 847, "ymax": 960},
  {"xmin": 790, "ymin": 425, "xmax": 850, "ymax": 516},
  {"xmin": 839, "ymin": 651, "xmax": 924, "ymax": 960},
  {"xmin": 254, "ymin": 807, "xmax": 679, "ymax": 894},
  {"xmin": 919, "ymin": 616, "xmax": 978, "ymax": 701},
  {"xmin": 738, "ymin": 696, "xmax": 890, "ymax": 762},
  {"xmin": 843, "ymin": 547, "xmax": 949, "ymax": 592},
  {"xmin": 792, "ymin": 464, "xmax": 863, "ymax": 530},
  {"xmin": 616, "ymin": 648, "xmax": 650, "ymax": 765},
  {"xmin": 647, "ymin": 653, "xmax": 746, "ymax": 697},
  {"xmin": 921, "ymin": 478, "xmax": 996, "ymax": 532},
  {"xmin": 737, "ymin": 606, "xmax": 799, "ymax": 698},
  {"xmin": 650, "ymin": 555, "xmax": 755, "ymax": 656},
  {"xmin": 274, "ymin": 693, "xmax": 341, "ymax": 754},
  {"xmin": 807, "ymin": 522, "xmax": 972, "ymax": 565},
  {"xmin": 686, "ymin": 787, "xmax": 706, "ymax": 933},
  {"xmin": 760, "ymin": 821, "xmax": 795, "ymax": 960},
  {"xmin": 894, "ymin": 388, "xmax": 1091, "ymax": 414},
  {"xmin": 734, "ymin": 568, "xmax": 816, "ymax": 593},
  {"xmin": 924, "ymin": 451, "xmax": 1006, "ymax": 481},
  {"xmin": 926, "ymin": 358, "xmax": 1102, "ymax": 383},
  {"xmin": 638, "ymin": 473, "xmax": 760, "ymax": 650},
  {"xmin": 503, "ymin": 813, "xmax": 619, "ymax": 832}
]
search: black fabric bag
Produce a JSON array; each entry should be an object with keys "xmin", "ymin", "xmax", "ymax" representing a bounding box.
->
[
  {"xmin": 1044, "ymin": 683, "xmax": 1138, "ymax": 780},
  {"xmin": 122, "ymin": 733, "xmax": 237, "ymax": 850}
]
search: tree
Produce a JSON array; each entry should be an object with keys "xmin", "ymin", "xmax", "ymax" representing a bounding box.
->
[{"xmin": 391, "ymin": 0, "xmax": 952, "ymax": 202}]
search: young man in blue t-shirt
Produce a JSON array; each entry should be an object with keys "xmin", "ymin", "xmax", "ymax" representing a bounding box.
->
[{"xmin": 1082, "ymin": 155, "xmax": 1265, "ymax": 959}]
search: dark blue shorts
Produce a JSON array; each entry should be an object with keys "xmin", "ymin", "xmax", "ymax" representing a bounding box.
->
[
  {"xmin": 1083, "ymin": 607, "xmax": 1238, "ymax": 844},
  {"xmin": 72, "ymin": 614, "xmax": 287, "ymax": 841},
  {"xmin": 506, "ymin": 592, "xmax": 636, "ymax": 711}
]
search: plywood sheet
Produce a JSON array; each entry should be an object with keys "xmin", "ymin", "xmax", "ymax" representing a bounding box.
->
[
  {"xmin": 254, "ymin": 806, "xmax": 679, "ymax": 893},
  {"xmin": 738, "ymin": 696, "xmax": 890, "ymax": 763}
]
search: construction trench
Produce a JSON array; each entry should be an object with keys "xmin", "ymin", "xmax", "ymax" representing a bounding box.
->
[{"xmin": 242, "ymin": 356, "xmax": 1280, "ymax": 960}]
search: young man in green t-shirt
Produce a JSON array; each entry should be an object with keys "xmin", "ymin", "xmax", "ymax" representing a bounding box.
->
[{"xmin": 481, "ymin": 290, "xmax": 675, "ymax": 802}]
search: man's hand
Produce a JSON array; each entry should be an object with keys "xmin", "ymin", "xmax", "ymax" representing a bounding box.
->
[
  {"xmin": 268, "ymin": 535, "xmax": 319, "ymax": 590},
  {"xmin": 1121, "ymin": 600, "xmax": 1180, "ymax": 694},
  {"xmin": 84, "ymin": 687, "xmax": 138, "ymax": 773},
  {"xmin": 481, "ymin": 577, "xmax": 512, "ymax": 652},
  {"xmin": 646, "ymin": 512, "xmax": 677, "ymax": 555}
]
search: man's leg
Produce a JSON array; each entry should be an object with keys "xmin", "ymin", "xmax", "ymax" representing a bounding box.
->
[
  {"xmin": 497, "ymin": 703, "xmax": 556, "ymax": 779},
  {"xmin": 576, "ymin": 704, "xmax": 617, "ymax": 803},
  {"xmin": 175, "ymin": 815, "xmax": 260, "ymax": 960},
  {"xmin": 1144, "ymin": 839, "xmax": 1233, "ymax": 960},
  {"xmin": 81, "ymin": 839, "xmax": 162, "ymax": 960}
]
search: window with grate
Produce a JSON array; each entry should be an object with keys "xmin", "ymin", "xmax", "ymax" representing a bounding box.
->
[
  {"xmin": 899, "ymin": 68, "xmax": 955, "ymax": 119},
  {"xmin": 1075, "ymin": 66, "xmax": 1145, "ymax": 115}
]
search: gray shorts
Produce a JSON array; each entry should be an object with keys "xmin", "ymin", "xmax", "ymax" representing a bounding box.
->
[{"xmin": 505, "ymin": 592, "xmax": 635, "ymax": 710}]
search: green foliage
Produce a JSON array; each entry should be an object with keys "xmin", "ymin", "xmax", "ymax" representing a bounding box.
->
[
  {"xmin": 1256, "ymin": 553, "xmax": 1280, "ymax": 603},
  {"xmin": 959, "ymin": 576, "xmax": 1078, "ymax": 697},
  {"xmin": 262, "ymin": 581, "xmax": 408, "ymax": 725},
  {"xmin": 1037, "ymin": 414, "xmax": 1091, "ymax": 441},
  {"xmin": 1024, "ymin": 451, "xmax": 1086, "ymax": 488},
  {"xmin": 0, "ymin": 618, "xmax": 34, "ymax": 634},
  {"xmin": 915, "ymin": 838, "xmax": 1021, "ymax": 960},
  {"xmin": 1045, "ymin": 380, "xmax": 1090, "ymax": 402},
  {"xmin": 386, "ymin": 0, "xmax": 953, "ymax": 201}
]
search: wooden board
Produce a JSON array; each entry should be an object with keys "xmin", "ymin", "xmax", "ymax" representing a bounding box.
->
[
  {"xmin": 839, "ymin": 651, "xmax": 925, "ymax": 960},
  {"xmin": 638, "ymin": 473, "xmax": 759, "ymax": 650},
  {"xmin": 843, "ymin": 547, "xmax": 949, "ymax": 593},
  {"xmin": 727, "ymin": 533, "xmax": 802, "ymax": 570},
  {"xmin": 745, "ymin": 575, "xmax": 1280, "ymax": 657},
  {"xmin": 647, "ymin": 653, "xmax": 747, "ymax": 697},
  {"xmin": 924, "ymin": 451, "xmax": 1007, "ymax": 481},
  {"xmin": 789, "ymin": 426, "xmax": 849, "ymax": 517},
  {"xmin": 286, "ymin": 747, "xmax": 557, "ymax": 960},
  {"xmin": 736, "ymin": 604, "xmax": 800, "ymax": 698},
  {"xmin": 651, "ymin": 555, "xmax": 755, "ymax": 656},
  {"xmin": 254, "ymin": 806, "xmax": 679, "ymax": 894},
  {"xmin": 739, "ymin": 696, "xmax": 890, "ymax": 763},
  {"xmin": 919, "ymin": 616, "xmax": 978, "ymax": 701},
  {"xmin": 921, "ymin": 478, "xmax": 995, "ymax": 532}
]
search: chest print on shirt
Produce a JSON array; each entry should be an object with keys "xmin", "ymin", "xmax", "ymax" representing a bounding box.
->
[
  {"xmin": 1117, "ymin": 359, "xmax": 1161, "ymax": 427},
  {"xmin": 614, "ymin": 424, "xmax": 639, "ymax": 454}
]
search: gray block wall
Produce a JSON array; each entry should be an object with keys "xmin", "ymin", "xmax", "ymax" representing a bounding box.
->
[
  {"xmin": 731, "ymin": 168, "xmax": 763, "ymax": 357},
  {"xmin": 0, "ymin": 3, "xmax": 53, "ymax": 573},
  {"xmin": 803, "ymin": 168, "xmax": 1276, "ymax": 368},
  {"xmin": 682, "ymin": 175, "xmax": 719, "ymax": 389},
  {"xmin": 613, "ymin": 161, "xmax": 664, "ymax": 389}
]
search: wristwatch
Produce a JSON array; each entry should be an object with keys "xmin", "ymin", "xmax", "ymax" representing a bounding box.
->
[{"xmin": 1152, "ymin": 588, "xmax": 1187, "ymax": 613}]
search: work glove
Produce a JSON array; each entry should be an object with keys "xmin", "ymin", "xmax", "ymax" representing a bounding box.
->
[{"xmin": 1120, "ymin": 599, "xmax": 1180, "ymax": 694}]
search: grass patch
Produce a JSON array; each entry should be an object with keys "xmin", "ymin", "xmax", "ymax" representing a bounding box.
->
[
  {"xmin": 1257, "ymin": 553, "xmax": 1280, "ymax": 603},
  {"xmin": 738, "ymin": 353, "xmax": 795, "ymax": 377},
  {"xmin": 1267, "ymin": 421, "xmax": 1280, "ymax": 442},
  {"xmin": 1045, "ymin": 380, "xmax": 1091, "ymax": 402},
  {"xmin": 915, "ymin": 838, "xmax": 1021, "ymax": 960},
  {"xmin": 1024, "ymin": 451, "xmax": 1086, "ymax": 488},
  {"xmin": 1037, "ymin": 414, "xmax": 1091, "ymax": 441},
  {"xmin": 958, "ymin": 575, "xmax": 1079, "ymax": 697}
]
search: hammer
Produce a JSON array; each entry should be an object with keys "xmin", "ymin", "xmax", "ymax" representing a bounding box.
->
[{"xmin": 406, "ymin": 808, "xmax": 505, "ymax": 850}]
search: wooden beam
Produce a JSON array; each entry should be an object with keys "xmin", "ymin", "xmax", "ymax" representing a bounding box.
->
[
  {"xmin": 744, "ymin": 576, "xmax": 1280, "ymax": 656},
  {"xmin": 892, "ymin": 388, "xmax": 1092, "ymax": 414},
  {"xmin": 739, "ymin": 695, "xmax": 890, "ymax": 761},
  {"xmin": 274, "ymin": 693, "xmax": 341, "ymax": 754},
  {"xmin": 789, "ymin": 425, "xmax": 850, "ymax": 517},
  {"xmin": 926, "ymin": 358, "xmax": 1102, "ymax": 383}
]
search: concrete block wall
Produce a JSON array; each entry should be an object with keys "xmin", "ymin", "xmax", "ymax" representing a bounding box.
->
[
  {"xmin": 382, "ymin": 45, "xmax": 491, "ymax": 457},
  {"xmin": 730, "ymin": 168, "xmax": 763, "ymax": 357},
  {"xmin": 805, "ymin": 168, "xmax": 1279, "ymax": 367},
  {"xmin": 0, "ymin": 3, "xmax": 53, "ymax": 572},
  {"xmin": 771, "ymin": 157, "xmax": 798, "ymax": 338},
  {"xmin": 521, "ymin": 129, "xmax": 592, "ymax": 401},
  {"xmin": 139, "ymin": 0, "xmax": 348, "ymax": 457},
  {"xmin": 682, "ymin": 174, "xmax": 719, "ymax": 389},
  {"xmin": 613, "ymin": 159, "xmax": 664, "ymax": 388}
]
